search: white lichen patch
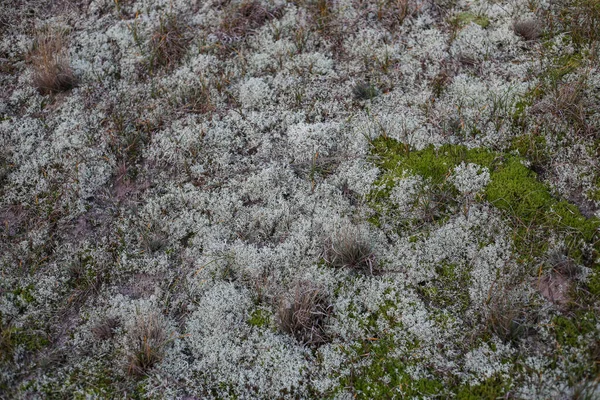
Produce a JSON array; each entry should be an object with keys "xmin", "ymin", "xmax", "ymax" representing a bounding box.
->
[{"xmin": 451, "ymin": 162, "xmax": 491, "ymax": 195}]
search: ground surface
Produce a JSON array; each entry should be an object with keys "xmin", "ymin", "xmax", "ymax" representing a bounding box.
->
[{"xmin": 0, "ymin": 0, "xmax": 599, "ymax": 398}]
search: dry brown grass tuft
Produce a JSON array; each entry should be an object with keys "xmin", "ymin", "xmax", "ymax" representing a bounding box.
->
[
  {"xmin": 218, "ymin": 0, "xmax": 282, "ymax": 42},
  {"xmin": 29, "ymin": 28, "xmax": 78, "ymax": 95},
  {"xmin": 147, "ymin": 14, "xmax": 189, "ymax": 72},
  {"xmin": 376, "ymin": 0, "xmax": 423, "ymax": 30},
  {"xmin": 171, "ymin": 81, "xmax": 215, "ymax": 114},
  {"xmin": 323, "ymin": 226, "xmax": 377, "ymax": 274},
  {"xmin": 513, "ymin": 19, "xmax": 542, "ymax": 41},
  {"xmin": 126, "ymin": 312, "xmax": 170, "ymax": 377},
  {"xmin": 552, "ymin": 81, "xmax": 589, "ymax": 133},
  {"xmin": 277, "ymin": 281, "xmax": 331, "ymax": 346},
  {"xmin": 91, "ymin": 317, "xmax": 120, "ymax": 341},
  {"xmin": 486, "ymin": 294, "xmax": 528, "ymax": 343}
]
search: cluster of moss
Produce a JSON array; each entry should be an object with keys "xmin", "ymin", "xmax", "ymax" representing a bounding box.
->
[
  {"xmin": 363, "ymin": 136, "xmax": 600, "ymax": 395},
  {"xmin": 370, "ymin": 136, "xmax": 599, "ymax": 266}
]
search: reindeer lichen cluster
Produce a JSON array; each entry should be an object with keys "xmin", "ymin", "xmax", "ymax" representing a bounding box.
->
[{"xmin": 0, "ymin": 0, "xmax": 599, "ymax": 398}]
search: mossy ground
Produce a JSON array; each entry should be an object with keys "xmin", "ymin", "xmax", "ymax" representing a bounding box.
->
[
  {"xmin": 370, "ymin": 136, "xmax": 599, "ymax": 265},
  {"xmin": 450, "ymin": 12, "xmax": 491, "ymax": 30},
  {"xmin": 363, "ymin": 136, "xmax": 600, "ymax": 396}
]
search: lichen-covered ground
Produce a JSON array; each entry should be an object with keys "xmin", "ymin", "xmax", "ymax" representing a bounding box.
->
[{"xmin": 1, "ymin": 0, "xmax": 599, "ymax": 398}]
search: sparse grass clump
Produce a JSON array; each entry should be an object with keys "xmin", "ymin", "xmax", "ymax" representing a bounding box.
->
[
  {"xmin": 352, "ymin": 81, "xmax": 379, "ymax": 101},
  {"xmin": 171, "ymin": 81, "xmax": 215, "ymax": 114},
  {"xmin": 67, "ymin": 256, "xmax": 108, "ymax": 308},
  {"xmin": 572, "ymin": 380, "xmax": 600, "ymax": 399},
  {"xmin": 0, "ymin": 317, "xmax": 16, "ymax": 362},
  {"xmin": 28, "ymin": 28, "xmax": 77, "ymax": 94},
  {"xmin": 375, "ymin": 0, "xmax": 422, "ymax": 29},
  {"xmin": 219, "ymin": 0, "xmax": 280, "ymax": 39},
  {"xmin": 547, "ymin": 249, "xmax": 580, "ymax": 278},
  {"xmin": 141, "ymin": 223, "xmax": 168, "ymax": 253},
  {"xmin": 147, "ymin": 14, "xmax": 189, "ymax": 72},
  {"xmin": 126, "ymin": 312, "xmax": 170, "ymax": 377},
  {"xmin": 323, "ymin": 226, "xmax": 377, "ymax": 274},
  {"xmin": 556, "ymin": 0, "xmax": 600, "ymax": 46},
  {"xmin": 513, "ymin": 19, "xmax": 542, "ymax": 41},
  {"xmin": 551, "ymin": 81, "xmax": 589, "ymax": 132},
  {"xmin": 486, "ymin": 294, "xmax": 528, "ymax": 343},
  {"xmin": 277, "ymin": 281, "xmax": 331, "ymax": 346},
  {"xmin": 91, "ymin": 317, "xmax": 120, "ymax": 341}
]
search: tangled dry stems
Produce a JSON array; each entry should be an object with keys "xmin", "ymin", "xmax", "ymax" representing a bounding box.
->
[
  {"xmin": 323, "ymin": 227, "xmax": 377, "ymax": 274},
  {"xmin": 219, "ymin": 0, "xmax": 281, "ymax": 40},
  {"xmin": 29, "ymin": 29, "xmax": 77, "ymax": 94},
  {"xmin": 377, "ymin": 0, "xmax": 423, "ymax": 29},
  {"xmin": 148, "ymin": 14, "xmax": 189, "ymax": 72},
  {"xmin": 486, "ymin": 294, "xmax": 528, "ymax": 343},
  {"xmin": 126, "ymin": 312, "xmax": 169, "ymax": 377},
  {"xmin": 277, "ymin": 281, "xmax": 331, "ymax": 346}
]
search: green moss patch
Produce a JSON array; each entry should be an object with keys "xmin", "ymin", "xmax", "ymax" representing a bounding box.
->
[
  {"xmin": 339, "ymin": 336, "xmax": 444, "ymax": 399},
  {"xmin": 369, "ymin": 137, "xmax": 600, "ymax": 265},
  {"xmin": 248, "ymin": 308, "xmax": 271, "ymax": 328},
  {"xmin": 456, "ymin": 375, "xmax": 512, "ymax": 399},
  {"xmin": 553, "ymin": 312, "xmax": 597, "ymax": 347},
  {"xmin": 418, "ymin": 263, "xmax": 471, "ymax": 314},
  {"xmin": 450, "ymin": 12, "xmax": 491, "ymax": 29}
]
